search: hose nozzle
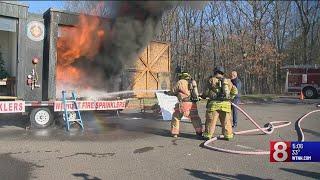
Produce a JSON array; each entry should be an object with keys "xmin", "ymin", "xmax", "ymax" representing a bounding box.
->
[{"xmin": 264, "ymin": 123, "xmax": 273, "ymax": 132}]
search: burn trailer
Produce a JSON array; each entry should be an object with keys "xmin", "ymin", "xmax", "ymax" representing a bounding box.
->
[{"xmin": 0, "ymin": 2, "xmax": 127, "ymax": 128}]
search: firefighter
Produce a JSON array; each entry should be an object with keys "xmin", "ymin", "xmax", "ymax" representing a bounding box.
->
[
  {"xmin": 165, "ymin": 71, "xmax": 203, "ymax": 138},
  {"xmin": 201, "ymin": 67, "xmax": 238, "ymax": 140}
]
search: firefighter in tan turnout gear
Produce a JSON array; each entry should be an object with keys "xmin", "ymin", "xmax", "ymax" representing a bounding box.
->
[
  {"xmin": 201, "ymin": 66, "xmax": 238, "ymax": 141},
  {"xmin": 165, "ymin": 71, "xmax": 203, "ymax": 138}
]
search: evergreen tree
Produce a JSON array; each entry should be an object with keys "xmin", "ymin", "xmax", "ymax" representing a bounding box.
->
[{"xmin": 0, "ymin": 49, "xmax": 9, "ymax": 79}]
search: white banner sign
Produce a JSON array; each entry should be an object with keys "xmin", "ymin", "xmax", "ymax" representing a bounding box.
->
[
  {"xmin": 156, "ymin": 92, "xmax": 188, "ymax": 121},
  {"xmin": 0, "ymin": 101, "xmax": 25, "ymax": 113},
  {"xmin": 54, "ymin": 100, "xmax": 126, "ymax": 112}
]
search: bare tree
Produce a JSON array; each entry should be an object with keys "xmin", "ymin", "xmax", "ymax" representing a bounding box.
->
[{"xmin": 64, "ymin": 1, "xmax": 320, "ymax": 94}]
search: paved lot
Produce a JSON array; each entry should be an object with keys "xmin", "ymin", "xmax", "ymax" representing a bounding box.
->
[{"xmin": 0, "ymin": 102, "xmax": 319, "ymax": 180}]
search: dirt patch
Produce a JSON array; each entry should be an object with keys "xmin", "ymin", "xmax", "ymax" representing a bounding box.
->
[
  {"xmin": 133, "ymin": 147, "xmax": 154, "ymax": 154},
  {"xmin": 57, "ymin": 152, "xmax": 115, "ymax": 159}
]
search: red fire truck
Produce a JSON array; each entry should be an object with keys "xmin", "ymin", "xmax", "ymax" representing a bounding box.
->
[{"xmin": 281, "ymin": 65, "xmax": 320, "ymax": 99}]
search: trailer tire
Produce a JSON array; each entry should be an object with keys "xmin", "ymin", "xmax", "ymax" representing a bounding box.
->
[
  {"xmin": 303, "ymin": 87, "xmax": 318, "ymax": 99},
  {"xmin": 30, "ymin": 108, "xmax": 53, "ymax": 129}
]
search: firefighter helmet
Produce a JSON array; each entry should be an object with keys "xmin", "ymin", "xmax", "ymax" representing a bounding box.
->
[
  {"xmin": 178, "ymin": 72, "xmax": 191, "ymax": 80},
  {"xmin": 214, "ymin": 66, "xmax": 225, "ymax": 75}
]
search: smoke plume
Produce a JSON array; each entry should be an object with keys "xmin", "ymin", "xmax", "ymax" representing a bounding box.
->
[
  {"xmin": 95, "ymin": 2, "xmax": 175, "ymax": 76},
  {"xmin": 59, "ymin": 1, "xmax": 207, "ymax": 97}
]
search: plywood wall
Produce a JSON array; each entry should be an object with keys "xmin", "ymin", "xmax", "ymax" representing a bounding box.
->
[{"xmin": 123, "ymin": 41, "xmax": 171, "ymax": 98}]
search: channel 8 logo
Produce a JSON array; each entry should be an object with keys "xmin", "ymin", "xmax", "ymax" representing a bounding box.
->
[{"xmin": 270, "ymin": 141, "xmax": 291, "ymax": 162}]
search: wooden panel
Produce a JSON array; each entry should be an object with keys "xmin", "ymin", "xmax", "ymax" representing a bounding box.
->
[
  {"xmin": 152, "ymin": 49, "xmax": 170, "ymax": 72},
  {"xmin": 135, "ymin": 57, "xmax": 146, "ymax": 70},
  {"xmin": 135, "ymin": 48, "xmax": 148, "ymax": 70},
  {"xmin": 148, "ymin": 42, "xmax": 170, "ymax": 72},
  {"xmin": 125, "ymin": 41, "xmax": 171, "ymax": 98},
  {"xmin": 133, "ymin": 73, "xmax": 147, "ymax": 97},
  {"xmin": 146, "ymin": 71, "xmax": 158, "ymax": 97}
]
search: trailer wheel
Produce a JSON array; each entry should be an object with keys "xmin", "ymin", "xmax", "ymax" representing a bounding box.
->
[
  {"xmin": 303, "ymin": 87, "xmax": 318, "ymax": 99},
  {"xmin": 30, "ymin": 108, "xmax": 53, "ymax": 128}
]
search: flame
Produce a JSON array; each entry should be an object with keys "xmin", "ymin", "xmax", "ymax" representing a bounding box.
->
[
  {"xmin": 57, "ymin": 14, "xmax": 104, "ymax": 65},
  {"xmin": 56, "ymin": 66, "xmax": 81, "ymax": 84},
  {"xmin": 56, "ymin": 2, "xmax": 105, "ymax": 95}
]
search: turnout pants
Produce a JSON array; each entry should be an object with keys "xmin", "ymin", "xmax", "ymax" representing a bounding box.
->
[
  {"xmin": 171, "ymin": 102, "xmax": 202, "ymax": 135},
  {"xmin": 203, "ymin": 110, "xmax": 233, "ymax": 139}
]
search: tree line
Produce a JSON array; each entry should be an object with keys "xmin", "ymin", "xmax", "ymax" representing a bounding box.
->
[
  {"xmin": 64, "ymin": 1, "xmax": 320, "ymax": 94},
  {"xmin": 155, "ymin": 1, "xmax": 320, "ymax": 94}
]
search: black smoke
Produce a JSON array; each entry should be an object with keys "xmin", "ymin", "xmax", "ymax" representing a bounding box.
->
[
  {"xmin": 74, "ymin": 1, "xmax": 207, "ymax": 92},
  {"xmin": 100, "ymin": 1, "xmax": 175, "ymax": 74}
]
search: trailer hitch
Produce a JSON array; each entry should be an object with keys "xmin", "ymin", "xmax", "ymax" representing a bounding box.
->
[{"xmin": 27, "ymin": 58, "xmax": 41, "ymax": 90}]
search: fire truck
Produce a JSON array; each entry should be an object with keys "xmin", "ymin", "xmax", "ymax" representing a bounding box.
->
[{"xmin": 281, "ymin": 64, "xmax": 320, "ymax": 99}]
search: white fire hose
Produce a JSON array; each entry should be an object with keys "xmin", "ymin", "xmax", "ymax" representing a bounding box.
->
[{"xmin": 203, "ymin": 103, "xmax": 320, "ymax": 155}]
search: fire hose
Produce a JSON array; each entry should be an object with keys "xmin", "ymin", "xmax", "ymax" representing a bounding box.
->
[{"xmin": 203, "ymin": 103, "xmax": 320, "ymax": 155}]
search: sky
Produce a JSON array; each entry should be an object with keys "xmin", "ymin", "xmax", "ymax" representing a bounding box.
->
[{"xmin": 19, "ymin": 1, "xmax": 65, "ymax": 13}]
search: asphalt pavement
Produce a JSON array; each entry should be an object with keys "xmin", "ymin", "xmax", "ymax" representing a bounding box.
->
[{"xmin": 0, "ymin": 101, "xmax": 319, "ymax": 180}]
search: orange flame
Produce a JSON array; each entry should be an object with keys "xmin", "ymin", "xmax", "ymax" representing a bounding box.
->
[
  {"xmin": 57, "ymin": 14, "xmax": 104, "ymax": 65},
  {"xmin": 56, "ymin": 2, "xmax": 105, "ymax": 94},
  {"xmin": 56, "ymin": 66, "xmax": 81, "ymax": 84}
]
